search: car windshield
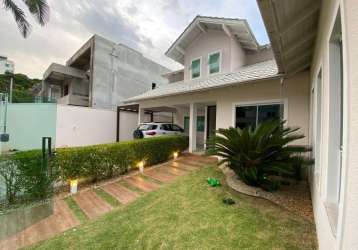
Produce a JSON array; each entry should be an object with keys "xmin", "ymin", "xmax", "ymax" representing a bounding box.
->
[{"xmin": 138, "ymin": 124, "xmax": 157, "ymax": 131}]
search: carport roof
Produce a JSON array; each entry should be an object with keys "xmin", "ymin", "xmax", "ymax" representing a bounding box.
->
[{"xmin": 124, "ymin": 60, "xmax": 280, "ymax": 103}]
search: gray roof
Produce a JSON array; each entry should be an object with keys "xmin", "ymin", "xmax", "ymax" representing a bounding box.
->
[{"xmin": 125, "ymin": 60, "xmax": 280, "ymax": 103}]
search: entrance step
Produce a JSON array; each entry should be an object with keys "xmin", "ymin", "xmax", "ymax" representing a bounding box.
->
[
  {"xmin": 72, "ymin": 190, "xmax": 112, "ymax": 219},
  {"xmin": 124, "ymin": 176, "xmax": 160, "ymax": 193},
  {"xmin": 102, "ymin": 183, "xmax": 139, "ymax": 204}
]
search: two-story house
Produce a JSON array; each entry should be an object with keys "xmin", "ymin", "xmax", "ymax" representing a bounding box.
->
[
  {"xmin": 40, "ymin": 35, "xmax": 170, "ymax": 109},
  {"xmin": 125, "ymin": 16, "xmax": 310, "ymax": 152}
]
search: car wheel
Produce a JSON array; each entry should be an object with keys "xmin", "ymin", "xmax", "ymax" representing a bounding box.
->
[{"xmin": 133, "ymin": 129, "xmax": 144, "ymax": 139}]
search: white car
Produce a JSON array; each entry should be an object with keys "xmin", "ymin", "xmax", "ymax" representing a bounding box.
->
[{"xmin": 133, "ymin": 122, "xmax": 185, "ymax": 139}]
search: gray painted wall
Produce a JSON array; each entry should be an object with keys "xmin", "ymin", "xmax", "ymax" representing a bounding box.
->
[{"xmin": 91, "ymin": 35, "xmax": 170, "ymax": 109}]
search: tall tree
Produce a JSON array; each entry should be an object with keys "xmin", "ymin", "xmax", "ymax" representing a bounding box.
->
[{"xmin": 2, "ymin": 0, "xmax": 50, "ymax": 38}]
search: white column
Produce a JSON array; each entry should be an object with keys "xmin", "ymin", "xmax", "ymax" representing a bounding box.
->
[
  {"xmin": 138, "ymin": 107, "xmax": 145, "ymax": 125},
  {"xmin": 189, "ymin": 103, "xmax": 197, "ymax": 153}
]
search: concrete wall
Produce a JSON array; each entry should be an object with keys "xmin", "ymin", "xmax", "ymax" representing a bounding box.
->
[
  {"xmin": 56, "ymin": 105, "xmax": 117, "ymax": 148},
  {"xmin": 139, "ymin": 71, "xmax": 310, "ymax": 145},
  {"xmin": 309, "ymin": 0, "xmax": 358, "ymax": 249},
  {"xmin": 3, "ymin": 104, "xmax": 57, "ymax": 151},
  {"xmin": 91, "ymin": 35, "xmax": 170, "ymax": 109},
  {"xmin": 70, "ymin": 78, "xmax": 89, "ymax": 97}
]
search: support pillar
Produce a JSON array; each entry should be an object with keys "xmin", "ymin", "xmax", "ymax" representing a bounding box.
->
[
  {"xmin": 189, "ymin": 103, "xmax": 197, "ymax": 153},
  {"xmin": 138, "ymin": 107, "xmax": 145, "ymax": 125}
]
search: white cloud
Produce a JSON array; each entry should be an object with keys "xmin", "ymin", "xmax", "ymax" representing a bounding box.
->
[{"xmin": 0, "ymin": 0, "xmax": 268, "ymax": 78}]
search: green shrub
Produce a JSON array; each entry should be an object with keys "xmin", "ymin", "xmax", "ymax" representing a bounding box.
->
[
  {"xmin": 12, "ymin": 150, "xmax": 56, "ymax": 201},
  {"xmin": 0, "ymin": 150, "xmax": 55, "ymax": 206},
  {"xmin": 207, "ymin": 120, "xmax": 313, "ymax": 190},
  {"xmin": 54, "ymin": 135, "xmax": 189, "ymax": 182}
]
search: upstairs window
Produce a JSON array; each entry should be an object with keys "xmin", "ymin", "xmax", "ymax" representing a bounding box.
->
[
  {"xmin": 208, "ymin": 51, "xmax": 221, "ymax": 74},
  {"xmin": 191, "ymin": 58, "xmax": 201, "ymax": 79}
]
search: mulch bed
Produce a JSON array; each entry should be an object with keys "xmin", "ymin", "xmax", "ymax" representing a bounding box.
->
[{"xmin": 221, "ymin": 165, "xmax": 314, "ymax": 221}]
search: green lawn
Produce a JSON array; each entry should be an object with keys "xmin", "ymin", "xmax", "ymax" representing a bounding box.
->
[{"xmin": 29, "ymin": 166, "xmax": 317, "ymax": 250}]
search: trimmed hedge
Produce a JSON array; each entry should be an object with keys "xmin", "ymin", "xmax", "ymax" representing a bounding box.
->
[
  {"xmin": 0, "ymin": 135, "xmax": 188, "ymax": 206},
  {"xmin": 0, "ymin": 150, "xmax": 55, "ymax": 206},
  {"xmin": 54, "ymin": 135, "xmax": 189, "ymax": 182}
]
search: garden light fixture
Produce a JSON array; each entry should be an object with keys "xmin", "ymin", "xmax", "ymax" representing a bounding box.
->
[
  {"xmin": 70, "ymin": 179, "xmax": 78, "ymax": 194},
  {"xmin": 137, "ymin": 161, "xmax": 144, "ymax": 173},
  {"xmin": 173, "ymin": 152, "xmax": 179, "ymax": 160}
]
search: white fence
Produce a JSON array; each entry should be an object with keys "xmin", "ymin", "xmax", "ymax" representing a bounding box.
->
[
  {"xmin": 1, "ymin": 104, "xmax": 177, "ymax": 151},
  {"xmin": 56, "ymin": 105, "xmax": 118, "ymax": 148}
]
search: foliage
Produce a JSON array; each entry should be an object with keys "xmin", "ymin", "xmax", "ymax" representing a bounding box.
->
[
  {"xmin": 207, "ymin": 120, "xmax": 313, "ymax": 189},
  {"xmin": 0, "ymin": 150, "xmax": 55, "ymax": 206},
  {"xmin": 0, "ymin": 158, "xmax": 22, "ymax": 203},
  {"xmin": 0, "ymin": 73, "xmax": 41, "ymax": 103},
  {"xmin": 2, "ymin": 0, "xmax": 50, "ymax": 38},
  {"xmin": 54, "ymin": 135, "xmax": 189, "ymax": 182}
]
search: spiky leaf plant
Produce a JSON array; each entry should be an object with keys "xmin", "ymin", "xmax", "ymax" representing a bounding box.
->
[{"xmin": 207, "ymin": 120, "xmax": 313, "ymax": 188}]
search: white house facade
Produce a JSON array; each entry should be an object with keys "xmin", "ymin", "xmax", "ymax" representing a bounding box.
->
[{"xmin": 125, "ymin": 0, "xmax": 358, "ymax": 248}]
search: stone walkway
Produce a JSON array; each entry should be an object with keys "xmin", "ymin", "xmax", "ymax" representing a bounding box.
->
[{"xmin": 0, "ymin": 154, "xmax": 217, "ymax": 250}]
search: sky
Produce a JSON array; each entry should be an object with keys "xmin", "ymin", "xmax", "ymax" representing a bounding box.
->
[{"xmin": 0, "ymin": 0, "xmax": 269, "ymax": 79}]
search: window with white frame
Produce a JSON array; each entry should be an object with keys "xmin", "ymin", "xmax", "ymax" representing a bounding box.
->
[
  {"xmin": 208, "ymin": 51, "xmax": 221, "ymax": 74},
  {"xmin": 235, "ymin": 103, "xmax": 283, "ymax": 129},
  {"xmin": 191, "ymin": 58, "xmax": 201, "ymax": 79},
  {"xmin": 326, "ymin": 10, "xmax": 344, "ymax": 205}
]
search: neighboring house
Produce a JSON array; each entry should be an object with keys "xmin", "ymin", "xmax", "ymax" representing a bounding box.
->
[
  {"xmin": 126, "ymin": 0, "xmax": 358, "ymax": 248},
  {"xmin": 0, "ymin": 55, "xmax": 14, "ymax": 74},
  {"xmin": 41, "ymin": 34, "xmax": 170, "ymax": 109}
]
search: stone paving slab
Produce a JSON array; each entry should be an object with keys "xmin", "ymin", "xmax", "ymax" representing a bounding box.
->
[
  {"xmin": 0, "ymin": 199, "xmax": 79, "ymax": 250},
  {"xmin": 175, "ymin": 159, "xmax": 203, "ymax": 167},
  {"xmin": 183, "ymin": 156, "xmax": 218, "ymax": 164},
  {"xmin": 102, "ymin": 183, "xmax": 139, "ymax": 204},
  {"xmin": 124, "ymin": 176, "xmax": 161, "ymax": 193},
  {"xmin": 72, "ymin": 190, "xmax": 112, "ymax": 219},
  {"xmin": 170, "ymin": 161, "xmax": 200, "ymax": 171},
  {"xmin": 144, "ymin": 169, "xmax": 177, "ymax": 183},
  {"xmin": 158, "ymin": 165, "xmax": 188, "ymax": 176}
]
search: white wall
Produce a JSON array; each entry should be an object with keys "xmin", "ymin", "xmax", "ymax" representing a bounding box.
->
[
  {"xmin": 56, "ymin": 105, "xmax": 117, "ymax": 148},
  {"xmin": 139, "ymin": 71, "xmax": 310, "ymax": 145},
  {"xmin": 118, "ymin": 111, "xmax": 138, "ymax": 141},
  {"xmin": 184, "ymin": 30, "xmax": 246, "ymax": 81},
  {"xmin": 309, "ymin": 0, "xmax": 358, "ymax": 249}
]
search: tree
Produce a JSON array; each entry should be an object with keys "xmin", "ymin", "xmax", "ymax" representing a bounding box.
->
[
  {"xmin": 0, "ymin": 73, "xmax": 41, "ymax": 103},
  {"xmin": 2, "ymin": 0, "xmax": 50, "ymax": 38}
]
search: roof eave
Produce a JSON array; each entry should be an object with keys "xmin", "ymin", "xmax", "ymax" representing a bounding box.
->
[{"xmin": 124, "ymin": 74, "xmax": 282, "ymax": 103}]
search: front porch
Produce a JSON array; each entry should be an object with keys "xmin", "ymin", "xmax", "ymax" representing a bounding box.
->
[{"xmin": 138, "ymin": 102, "xmax": 217, "ymax": 153}]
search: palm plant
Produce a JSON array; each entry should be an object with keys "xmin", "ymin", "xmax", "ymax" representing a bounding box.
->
[
  {"xmin": 2, "ymin": 0, "xmax": 50, "ymax": 38},
  {"xmin": 207, "ymin": 120, "xmax": 313, "ymax": 189}
]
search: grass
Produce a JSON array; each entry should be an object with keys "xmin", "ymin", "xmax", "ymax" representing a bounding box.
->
[
  {"xmin": 94, "ymin": 188, "xmax": 121, "ymax": 207},
  {"xmin": 64, "ymin": 197, "xmax": 88, "ymax": 224},
  {"xmin": 30, "ymin": 166, "xmax": 317, "ymax": 250}
]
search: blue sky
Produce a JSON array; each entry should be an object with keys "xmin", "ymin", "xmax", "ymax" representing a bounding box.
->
[{"xmin": 0, "ymin": 0, "xmax": 269, "ymax": 78}]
